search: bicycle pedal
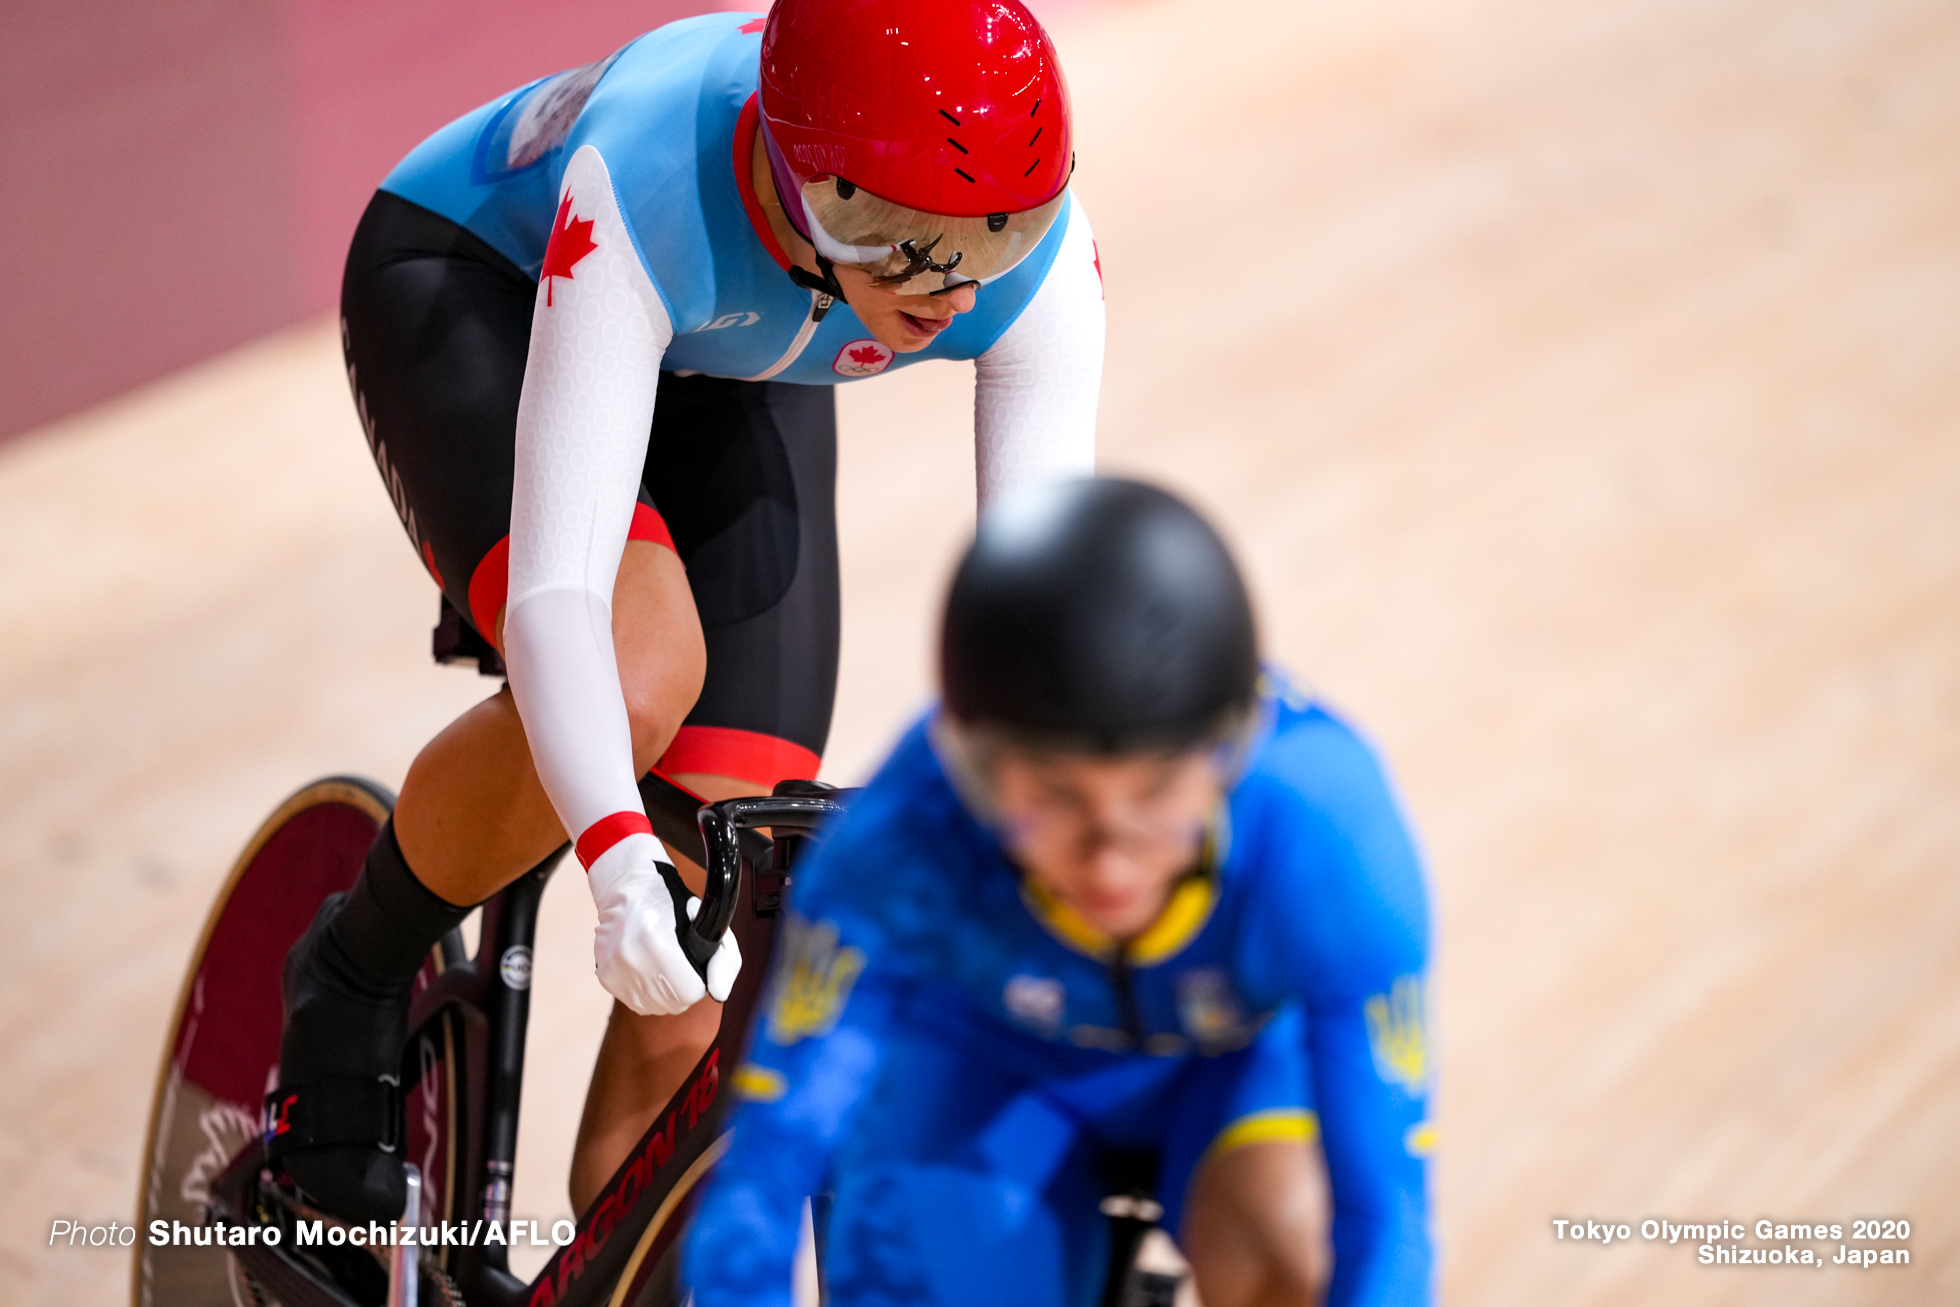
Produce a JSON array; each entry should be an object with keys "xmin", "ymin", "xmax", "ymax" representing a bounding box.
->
[
  {"xmin": 247, "ymin": 1172, "xmax": 394, "ymax": 1305},
  {"xmin": 256, "ymin": 1167, "xmax": 471, "ymax": 1307}
]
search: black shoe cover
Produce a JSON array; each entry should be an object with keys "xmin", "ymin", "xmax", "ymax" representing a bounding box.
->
[{"xmin": 273, "ymin": 894, "xmax": 412, "ymax": 1223}]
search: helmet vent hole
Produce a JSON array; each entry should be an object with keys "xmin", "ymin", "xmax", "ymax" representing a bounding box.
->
[
  {"xmin": 834, "ymin": 177, "xmax": 856, "ymax": 199},
  {"xmin": 1030, "ymin": 98, "xmax": 1042, "ymax": 117},
  {"xmin": 987, "ymin": 213, "xmax": 1008, "ymax": 233},
  {"xmin": 947, "ymin": 137, "xmax": 970, "ymax": 155},
  {"xmin": 954, "ymin": 168, "xmax": 977, "ymax": 183},
  {"xmin": 1028, "ymin": 126, "xmax": 1042, "ymax": 147},
  {"xmin": 939, "ymin": 109, "xmax": 962, "ymax": 126},
  {"xmin": 1022, "ymin": 158, "xmax": 1041, "ymax": 178}
]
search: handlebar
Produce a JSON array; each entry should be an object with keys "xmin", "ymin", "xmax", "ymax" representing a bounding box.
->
[
  {"xmin": 683, "ymin": 793, "xmax": 845, "ymax": 969},
  {"xmin": 636, "ymin": 770, "xmax": 849, "ymax": 975}
]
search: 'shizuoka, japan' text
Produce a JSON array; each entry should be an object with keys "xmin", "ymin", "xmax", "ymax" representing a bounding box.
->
[{"xmin": 1550, "ymin": 1217, "xmax": 1911, "ymax": 1268}]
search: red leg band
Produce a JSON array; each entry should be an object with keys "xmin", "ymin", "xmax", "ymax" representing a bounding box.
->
[
  {"xmin": 464, "ymin": 503, "xmax": 676, "ymax": 653},
  {"xmin": 657, "ymin": 726, "xmax": 822, "ymax": 791}
]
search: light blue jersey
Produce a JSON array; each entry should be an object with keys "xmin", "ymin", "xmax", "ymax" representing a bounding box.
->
[
  {"xmin": 381, "ymin": 13, "xmax": 1073, "ymax": 386},
  {"xmin": 359, "ymin": 11, "xmax": 1100, "ymax": 936}
]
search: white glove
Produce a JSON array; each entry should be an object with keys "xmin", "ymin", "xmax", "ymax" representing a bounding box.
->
[{"xmin": 586, "ymin": 833, "xmax": 742, "ymax": 1015}]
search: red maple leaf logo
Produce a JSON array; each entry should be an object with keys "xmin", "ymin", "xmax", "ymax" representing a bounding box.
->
[
  {"xmin": 541, "ymin": 194, "xmax": 598, "ymax": 307},
  {"xmin": 738, "ymin": 17, "xmax": 765, "ymax": 33},
  {"xmin": 849, "ymin": 344, "xmax": 885, "ymax": 365}
]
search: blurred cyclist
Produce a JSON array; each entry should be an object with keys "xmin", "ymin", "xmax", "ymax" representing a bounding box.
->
[
  {"xmin": 686, "ymin": 478, "xmax": 1434, "ymax": 1307},
  {"xmin": 269, "ymin": 0, "xmax": 1102, "ymax": 1223}
]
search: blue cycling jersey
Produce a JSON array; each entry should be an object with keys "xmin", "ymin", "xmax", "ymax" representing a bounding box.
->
[
  {"xmin": 380, "ymin": 12, "xmax": 1071, "ymax": 385},
  {"xmin": 686, "ymin": 673, "xmax": 1435, "ymax": 1307}
]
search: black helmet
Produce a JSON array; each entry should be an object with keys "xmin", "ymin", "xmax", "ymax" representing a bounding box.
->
[{"xmin": 939, "ymin": 477, "xmax": 1259, "ymax": 753}]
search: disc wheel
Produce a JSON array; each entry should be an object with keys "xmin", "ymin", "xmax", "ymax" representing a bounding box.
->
[{"xmin": 132, "ymin": 778, "xmax": 397, "ymax": 1305}]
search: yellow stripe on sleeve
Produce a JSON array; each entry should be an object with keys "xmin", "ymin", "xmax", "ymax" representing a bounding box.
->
[{"xmin": 1204, "ymin": 1108, "xmax": 1320, "ymax": 1164}]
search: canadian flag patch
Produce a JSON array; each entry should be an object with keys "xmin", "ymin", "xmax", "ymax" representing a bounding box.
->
[
  {"xmin": 833, "ymin": 339, "xmax": 894, "ymax": 377},
  {"xmin": 541, "ymin": 193, "xmax": 598, "ymax": 308}
]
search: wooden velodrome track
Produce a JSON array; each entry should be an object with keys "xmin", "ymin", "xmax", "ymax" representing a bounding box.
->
[{"xmin": 4, "ymin": 0, "xmax": 1957, "ymax": 1301}]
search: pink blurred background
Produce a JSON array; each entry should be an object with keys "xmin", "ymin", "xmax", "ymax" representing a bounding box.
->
[{"xmin": 0, "ymin": 0, "xmax": 742, "ymax": 444}]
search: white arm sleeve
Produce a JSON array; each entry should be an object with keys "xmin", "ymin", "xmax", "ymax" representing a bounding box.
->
[
  {"xmin": 972, "ymin": 199, "xmax": 1104, "ymax": 507},
  {"xmin": 503, "ymin": 144, "xmax": 675, "ymax": 843}
]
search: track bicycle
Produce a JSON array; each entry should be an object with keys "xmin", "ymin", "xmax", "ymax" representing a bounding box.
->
[
  {"xmin": 134, "ymin": 606, "xmax": 1183, "ymax": 1307},
  {"xmin": 135, "ymin": 759, "xmax": 839, "ymax": 1307}
]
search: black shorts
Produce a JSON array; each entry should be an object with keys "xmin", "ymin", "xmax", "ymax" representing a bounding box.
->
[{"xmin": 340, "ymin": 190, "xmax": 839, "ymax": 787}]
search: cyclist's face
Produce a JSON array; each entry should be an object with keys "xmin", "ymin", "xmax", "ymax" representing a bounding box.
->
[
  {"xmin": 750, "ymin": 130, "xmax": 980, "ymax": 354},
  {"xmin": 989, "ymin": 747, "xmax": 1221, "ymax": 942},
  {"xmin": 830, "ymin": 264, "xmax": 979, "ymax": 354}
]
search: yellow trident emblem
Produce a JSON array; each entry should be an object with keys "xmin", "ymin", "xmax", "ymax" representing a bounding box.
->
[
  {"xmin": 766, "ymin": 917, "xmax": 867, "ymax": 1046},
  {"xmin": 1363, "ymin": 975, "xmax": 1428, "ymax": 1093}
]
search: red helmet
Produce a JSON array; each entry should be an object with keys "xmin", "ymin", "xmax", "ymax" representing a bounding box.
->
[{"xmin": 759, "ymin": 0, "xmax": 1073, "ymax": 293}]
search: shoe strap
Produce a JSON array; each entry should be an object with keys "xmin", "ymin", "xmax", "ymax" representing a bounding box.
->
[{"xmin": 262, "ymin": 1076, "xmax": 404, "ymax": 1159}]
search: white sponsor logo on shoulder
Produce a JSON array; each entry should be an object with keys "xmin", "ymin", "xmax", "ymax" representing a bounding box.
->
[
  {"xmin": 694, "ymin": 311, "xmax": 762, "ymax": 331},
  {"xmin": 832, "ymin": 339, "xmax": 894, "ymax": 377}
]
